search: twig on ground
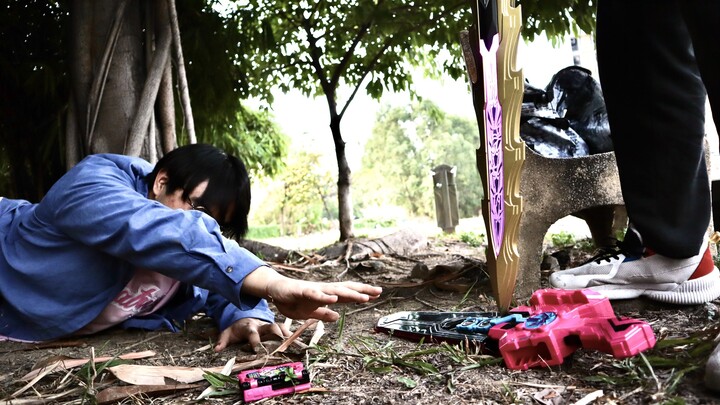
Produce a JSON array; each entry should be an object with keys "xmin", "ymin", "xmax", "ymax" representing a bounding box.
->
[
  {"xmin": 271, "ymin": 319, "xmax": 318, "ymax": 355},
  {"xmin": 336, "ymin": 240, "xmax": 354, "ymax": 280},
  {"xmin": 572, "ymin": 389, "xmax": 603, "ymax": 405},
  {"xmin": 346, "ymin": 296, "xmax": 404, "ymax": 316},
  {"xmin": 290, "ymin": 250, "xmax": 322, "ymax": 266},
  {"xmin": 12, "ymin": 362, "xmax": 62, "ymax": 398},
  {"xmin": 378, "ymin": 271, "xmax": 463, "ymax": 289},
  {"xmin": 107, "ymin": 358, "xmax": 286, "ymax": 385},
  {"xmin": 0, "ymin": 340, "xmax": 87, "ymax": 354},
  {"xmin": 6, "ymin": 387, "xmax": 86, "ymax": 405},
  {"xmin": 95, "ymin": 384, "xmax": 202, "ymax": 405},
  {"xmin": 617, "ymin": 387, "xmax": 644, "ymax": 402},
  {"xmin": 268, "ymin": 262, "xmax": 309, "ymax": 274},
  {"xmin": 412, "ymin": 295, "xmax": 445, "ymax": 311},
  {"xmin": 508, "ymin": 382, "xmax": 575, "ymax": 389},
  {"xmin": 117, "ymin": 331, "xmax": 167, "ymax": 354}
]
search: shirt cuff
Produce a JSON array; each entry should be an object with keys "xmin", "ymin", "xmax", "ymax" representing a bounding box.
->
[
  {"xmin": 217, "ymin": 299, "xmax": 275, "ymax": 331},
  {"xmin": 213, "ymin": 239, "xmax": 268, "ymax": 311}
]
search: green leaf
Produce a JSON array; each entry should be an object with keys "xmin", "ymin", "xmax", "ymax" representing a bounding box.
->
[
  {"xmin": 202, "ymin": 370, "xmax": 238, "ymax": 388},
  {"xmin": 76, "ymin": 359, "xmax": 128, "ymax": 380},
  {"xmin": 368, "ymin": 365, "xmax": 394, "ymax": 373},
  {"xmin": 397, "ymin": 376, "xmax": 418, "ymax": 388}
]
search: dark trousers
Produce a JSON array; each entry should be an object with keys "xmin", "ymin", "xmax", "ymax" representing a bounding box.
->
[{"xmin": 596, "ymin": 0, "xmax": 720, "ymax": 258}]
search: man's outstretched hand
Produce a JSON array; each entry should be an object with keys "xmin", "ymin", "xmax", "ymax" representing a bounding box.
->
[
  {"xmin": 269, "ymin": 279, "xmax": 382, "ymax": 321},
  {"xmin": 242, "ymin": 266, "xmax": 382, "ymax": 322},
  {"xmin": 214, "ymin": 318, "xmax": 291, "ymax": 352}
]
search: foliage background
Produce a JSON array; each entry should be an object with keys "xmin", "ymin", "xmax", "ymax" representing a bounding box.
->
[
  {"xmin": 356, "ymin": 100, "xmax": 482, "ymax": 219},
  {"xmin": 1, "ymin": 0, "xmax": 597, "ymax": 236}
]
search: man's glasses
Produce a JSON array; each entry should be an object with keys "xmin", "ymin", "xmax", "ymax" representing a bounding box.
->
[
  {"xmin": 187, "ymin": 198, "xmax": 230, "ymax": 232},
  {"xmin": 187, "ymin": 199, "xmax": 210, "ymax": 215}
]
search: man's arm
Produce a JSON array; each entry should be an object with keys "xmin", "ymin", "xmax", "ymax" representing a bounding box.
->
[
  {"xmin": 241, "ymin": 266, "xmax": 383, "ymax": 322},
  {"xmin": 35, "ymin": 155, "xmax": 266, "ymax": 310}
]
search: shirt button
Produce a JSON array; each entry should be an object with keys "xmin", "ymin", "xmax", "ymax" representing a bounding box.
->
[{"xmin": 226, "ymin": 266, "xmax": 233, "ymax": 273}]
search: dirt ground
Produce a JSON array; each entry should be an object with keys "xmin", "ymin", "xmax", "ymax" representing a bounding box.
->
[{"xmin": 2, "ymin": 236, "xmax": 720, "ymax": 404}]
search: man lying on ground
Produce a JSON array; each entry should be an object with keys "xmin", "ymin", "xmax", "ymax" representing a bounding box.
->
[{"xmin": 0, "ymin": 144, "xmax": 381, "ymax": 351}]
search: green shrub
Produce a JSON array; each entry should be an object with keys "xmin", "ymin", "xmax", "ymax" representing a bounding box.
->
[
  {"xmin": 355, "ymin": 217, "xmax": 397, "ymax": 230},
  {"xmin": 246, "ymin": 225, "xmax": 281, "ymax": 239},
  {"xmin": 459, "ymin": 231, "xmax": 485, "ymax": 247},
  {"xmin": 550, "ymin": 231, "xmax": 575, "ymax": 248},
  {"xmin": 575, "ymin": 237, "xmax": 596, "ymax": 253}
]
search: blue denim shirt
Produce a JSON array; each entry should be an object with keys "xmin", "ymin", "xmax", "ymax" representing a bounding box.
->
[{"xmin": 0, "ymin": 153, "xmax": 273, "ymax": 341}]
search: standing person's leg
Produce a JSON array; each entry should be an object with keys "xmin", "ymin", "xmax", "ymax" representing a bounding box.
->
[
  {"xmin": 680, "ymin": 1, "xmax": 720, "ymax": 233},
  {"xmin": 676, "ymin": 0, "xmax": 720, "ymax": 392},
  {"xmin": 599, "ymin": 0, "xmax": 709, "ymax": 257},
  {"xmin": 680, "ymin": 1, "xmax": 720, "ymax": 130},
  {"xmin": 549, "ymin": 0, "xmax": 720, "ymax": 304}
]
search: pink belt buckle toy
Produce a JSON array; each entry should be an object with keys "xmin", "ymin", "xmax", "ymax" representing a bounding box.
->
[
  {"xmin": 238, "ymin": 361, "xmax": 311, "ymax": 402},
  {"xmin": 487, "ymin": 289, "xmax": 657, "ymax": 370}
]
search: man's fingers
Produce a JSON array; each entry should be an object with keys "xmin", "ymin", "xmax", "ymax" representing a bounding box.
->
[
  {"xmin": 214, "ymin": 329, "xmax": 231, "ymax": 352},
  {"xmin": 259, "ymin": 323, "xmax": 285, "ymax": 341},
  {"xmin": 246, "ymin": 328, "xmax": 262, "ymax": 351},
  {"xmin": 327, "ymin": 286, "xmax": 381, "ymax": 303},
  {"xmin": 302, "ymin": 288, "xmax": 340, "ymax": 305},
  {"xmin": 308, "ymin": 306, "xmax": 339, "ymax": 322},
  {"xmin": 343, "ymin": 282, "xmax": 383, "ymax": 297},
  {"xmin": 301, "ymin": 285, "xmax": 366, "ymax": 304},
  {"xmin": 322, "ymin": 282, "xmax": 382, "ymax": 303},
  {"xmin": 278, "ymin": 322, "xmax": 292, "ymax": 337}
]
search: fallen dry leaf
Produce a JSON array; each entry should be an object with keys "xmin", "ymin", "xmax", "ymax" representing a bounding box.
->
[
  {"xmin": 20, "ymin": 350, "xmax": 157, "ymax": 381},
  {"xmin": 95, "ymin": 383, "xmax": 203, "ymax": 404},
  {"xmin": 533, "ymin": 387, "xmax": 565, "ymax": 405},
  {"xmin": 308, "ymin": 321, "xmax": 325, "ymax": 347},
  {"xmin": 108, "ymin": 357, "xmax": 287, "ymax": 385}
]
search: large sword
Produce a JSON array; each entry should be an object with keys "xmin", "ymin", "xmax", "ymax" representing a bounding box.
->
[
  {"xmin": 463, "ymin": 0, "xmax": 524, "ymax": 312},
  {"xmin": 477, "ymin": 0, "xmax": 504, "ymax": 258}
]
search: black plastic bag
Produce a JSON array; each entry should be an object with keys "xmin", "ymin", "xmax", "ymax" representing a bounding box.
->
[{"xmin": 520, "ymin": 66, "xmax": 613, "ymax": 157}]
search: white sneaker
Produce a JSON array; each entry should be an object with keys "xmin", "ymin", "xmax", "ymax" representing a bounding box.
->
[{"xmin": 549, "ymin": 242, "xmax": 720, "ymax": 305}]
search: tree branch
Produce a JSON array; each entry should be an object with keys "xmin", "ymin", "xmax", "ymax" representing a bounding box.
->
[
  {"xmin": 327, "ymin": 0, "xmax": 383, "ymax": 90},
  {"xmin": 301, "ymin": 15, "xmax": 335, "ymax": 109},
  {"xmin": 338, "ymin": 38, "xmax": 393, "ymax": 119},
  {"xmin": 338, "ymin": 0, "xmax": 466, "ymax": 119},
  {"xmin": 124, "ymin": 1, "xmax": 172, "ymax": 156},
  {"xmin": 69, "ymin": 0, "xmax": 93, "ymax": 155},
  {"xmin": 65, "ymin": 91, "xmax": 81, "ymax": 169},
  {"xmin": 158, "ymin": 57, "xmax": 177, "ymax": 154},
  {"xmin": 167, "ymin": 0, "xmax": 196, "ymax": 144},
  {"xmin": 86, "ymin": 0, "xmax": 129, "ymax": 153}
]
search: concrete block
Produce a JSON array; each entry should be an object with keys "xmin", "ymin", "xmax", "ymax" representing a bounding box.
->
[{"xmin": 513, "ymin": 147, "xmax": 623, "ymax": 300}]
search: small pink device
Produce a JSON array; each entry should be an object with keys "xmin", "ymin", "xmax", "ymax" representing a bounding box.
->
[{"xmin": 237, "ymin": 361, "xmax": 311, "ymax": 402}]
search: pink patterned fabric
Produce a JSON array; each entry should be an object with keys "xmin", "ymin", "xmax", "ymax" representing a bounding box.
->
[{"xmin": 74, "ymin": 268, "xmax": 181, "ymax": 335}]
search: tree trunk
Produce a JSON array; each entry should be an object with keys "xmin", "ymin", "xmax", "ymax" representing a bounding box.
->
[
  {"xmin": 124, "ymin": 0, "xmax": 171, "ymax": 157},
  {"xmin": 89, "ymin": 1, "xmax": 144, "ymax": 155},
  {"xmin": 68, "ymin": 0, "xmax": 182, "ymax": 163},
  {"xmin": 330, "ymin": 116, "xmax": 354, "ymax": 241}
]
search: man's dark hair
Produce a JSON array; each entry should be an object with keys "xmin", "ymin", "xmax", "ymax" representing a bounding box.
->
[{"xmin": 145, "ymin": 144, "xmax": 251, "ymax": 238}]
